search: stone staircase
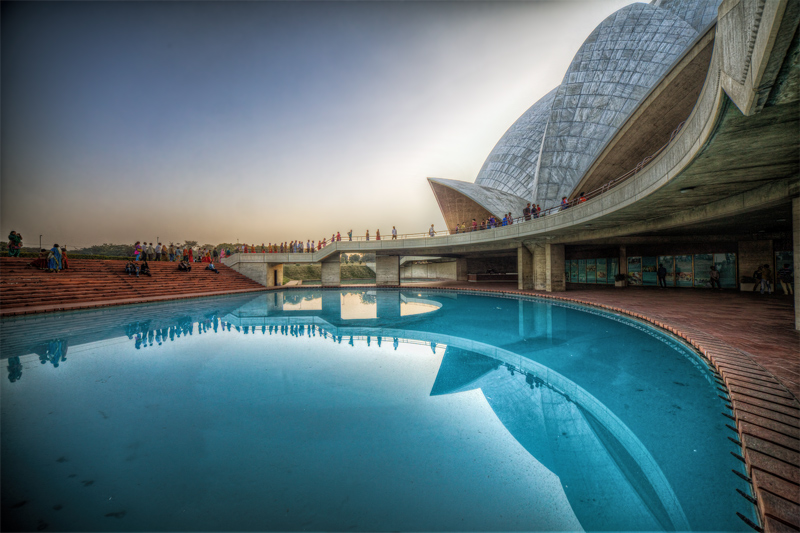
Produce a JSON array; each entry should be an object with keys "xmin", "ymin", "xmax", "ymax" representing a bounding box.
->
[{"xmin": 0, "ymin": 257, "xmax": 266, "ymax": 316}]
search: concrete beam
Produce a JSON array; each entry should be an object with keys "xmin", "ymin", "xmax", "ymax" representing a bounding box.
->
[{"xmin": 376, "ymin": 256, "xmax": 400, "ymax": 286}]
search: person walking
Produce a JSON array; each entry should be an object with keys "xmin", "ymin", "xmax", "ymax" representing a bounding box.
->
[
  {"xmin": 523, "ymin": 203, "xmax": 531, "ymax": 221},
  {"xmin": 709, "ymin": 265, "xmax": 721, "ymax": 289},
  {"xmin": 777, "ymin": 263, "xmax": 794, "ymax": 295},
  {"xmin": 761, "ymin": 264, "xmax": 773, "ymax": 294},
  {"xmin": 155, "ymin": 242, "xmax": 163, "ymax": 261},
  {"xmin": 429, "ymin": 224, "xmax": 435, "ymax": 237},
  {"xmin": 752, "ymin": 266, "xmax": 762, "ymax": 292},
  {"xmin": 348, "ymin": 230, "xmax": 353, "ymax": 241},
  {"xmin": 391, "ymin": 226, "xmax": 397, "ymax": 240},
  {"xmin": 657, "ymin": 264, "xmax": 667, "ymax": 288}
]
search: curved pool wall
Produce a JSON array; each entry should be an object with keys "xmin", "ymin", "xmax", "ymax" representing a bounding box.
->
[{"xmin": 1, "ymin": 289, "xmax": 756, "ymax": 531}]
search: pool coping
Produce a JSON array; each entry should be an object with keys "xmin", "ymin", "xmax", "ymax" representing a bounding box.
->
[{"xmin": 1, "ymin": 284, "xmax": 797, "ymax": 532}]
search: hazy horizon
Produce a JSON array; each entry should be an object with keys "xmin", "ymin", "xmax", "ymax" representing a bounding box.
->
[{"xmin": 2, "ymin": 0, "xmax": 637, "ymax": 249}]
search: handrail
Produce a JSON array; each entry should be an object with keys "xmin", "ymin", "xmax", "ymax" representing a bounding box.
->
[{"xmin": 235, "ymin": 120, "xmax": 687, "ymax": 252}]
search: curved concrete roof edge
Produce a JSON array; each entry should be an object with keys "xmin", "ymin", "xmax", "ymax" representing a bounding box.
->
[{"xmin": 221, "ymin": 3, "xmax": 796, "ymax": 258}]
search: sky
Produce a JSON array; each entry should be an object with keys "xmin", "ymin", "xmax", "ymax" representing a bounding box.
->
[{"xmin": 1, "ymin": 0, "xmax": 637, "ymax": 249}]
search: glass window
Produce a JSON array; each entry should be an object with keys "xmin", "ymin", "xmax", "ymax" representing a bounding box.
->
[
  {"xmin": 586, "ymin": 259, "xmax": 596, "ymax": 283},
  {"xmin": 642, "ymin": 257, "xmax": 658, "ymax": 286},
  {"xmin": 596, "ymin": 258, "xmax": 608, "ymax": 284},
  {"xmin": 675, "ymin": 255, "xmax": 693, "ymax": 287},
  {"xmin": 570, "ymin": 260, "xmax": 579, "ymax": 283},
  {"xmin": 658, "ymin": 256, "xmax": 674, "ymax": 287},
  {"xmin": 578, "ymin": 259, "xmax": 587, "ymax": 283},
  {"xmin": 714, "ymin": 253, "xmax": 737, "ymax": 289},
  {"xmin": 627, "ymin": 256, "xmax": 642, "ymax": 286},
  {"xmin": 694, "ymin": 254, "xmax": 713, "ymax": 288}
]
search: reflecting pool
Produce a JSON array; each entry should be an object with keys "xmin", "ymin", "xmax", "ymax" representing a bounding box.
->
[{"xmin": 1, "ymin": 290, "xmax": 755, "ymax": 531}]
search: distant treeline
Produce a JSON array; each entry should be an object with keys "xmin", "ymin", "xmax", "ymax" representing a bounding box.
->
[{"xmin": 283, "ymin": 264, "xmax": 376, "ymax": 281}]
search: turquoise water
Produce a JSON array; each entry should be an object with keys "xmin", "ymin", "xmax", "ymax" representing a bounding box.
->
[{"xmin": 1, "ymin": 290, "xmax": 755, "ymax": 531}]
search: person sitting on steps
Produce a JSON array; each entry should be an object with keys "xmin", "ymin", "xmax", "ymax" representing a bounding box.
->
[
  {"xmin": 178, "ymin": 260, "xmax": 192, "ymax": 272},
  {"xmin": 206, "ymin": 262, "xmax": 221, "ymax": 274},
  {"xmin": 140, "ymin": 260, "xmax": 152, "ymax": 277}
]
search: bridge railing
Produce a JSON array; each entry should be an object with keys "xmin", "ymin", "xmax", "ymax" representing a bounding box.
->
[{"xmin": 235, "ymin": 120, "xmax": 687, "ymax": 253}]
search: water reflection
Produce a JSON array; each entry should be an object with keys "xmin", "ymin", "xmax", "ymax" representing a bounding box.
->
[{"xmin": 0, "ymin": 290, "xmax": 750, "ymax": 531}]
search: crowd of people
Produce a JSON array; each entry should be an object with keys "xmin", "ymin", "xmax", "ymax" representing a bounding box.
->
[
  {"xmin": 29, "ymin": 244, "xmax": 70, "ymax": 273},
  {"xmin": 449, "ymin": 195, "xmax": 589, "ymax": 234},
  {"xmin": 236, "ymin": 232, "xmax": 347, "ymax": 254},
  {"xmin": 133, "ymin": 242, "xmax": 224, "ymax": 263}
]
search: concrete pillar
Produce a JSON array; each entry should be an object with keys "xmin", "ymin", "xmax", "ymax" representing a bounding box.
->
[
  {"xmin": 376, "ymin": 256, "xmax": 400, "ymax": 286},
  {"xmin": 321, "ymin": 291, "xmax": 341, "ymax": 321},
  {"xmin": 266, "ymin": 263, "xmax": 283, "ymax": 287},
  {"xmin": 546, "ymin": 243, "xmax": 566, "ymax": 292},
  {"xmin": 794, "ymin": 197, "xmax": 799, "ymax": 330},
  {"xmin": 517, "ymin": 247, "xmax": 534, "ymax": 290},
  {"xmin": 532, "ymin": 243, "xmax": 547, "ymax": 291},
  {"xmin": 619, "ymin": 245, "xmax": 627, "ymax": 275},
  {"xmin": 321, "ymin": 261, "xmax": 341, "ymax": 287},
  {"xmin": 738, "ymin": 240, "xmax": 774, "ymax": 292},
  {"xmin": 456, "ymin": 257, "xmax": 468, "ymax": 281},
  {"xmin": 376, "ymin": 290, "xmax": 401, "ymax": 319}
]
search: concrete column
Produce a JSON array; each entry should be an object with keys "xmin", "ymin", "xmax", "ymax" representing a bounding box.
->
[
  {"xmin": 376, "ymin": 256, "xmax": 400, "ymax": 286},
  {"xmin": 517, "ymin": 247, "xmax": 533, "ymax": 290},
  {"xmin": 376, "ymin": 290, "xmax": 401, "ymax": 319},
  {"xmin": 266, "ymin": 263, "xmax": 283, "ymax": 287},
  {"xmin": 321, "ymin": 261, "xmax": 341, "ymax": 287},
  {"xmin": 532, "ymin": 243, "xmax": 547, "ymax": 291},
  {"xmin": 619, "ymin": 245, "xmax": 627, "ymax": 275},
  {"xmin": 456, "ymin": 257, "xmax": 468, "ymax": 281},
  {"xmin": 546, "ymin": 243, "xmax": 566, "ymax": 292},
  {"xmin": 794, "ymin": 197, "xmax": 799, "ymax": 330}
]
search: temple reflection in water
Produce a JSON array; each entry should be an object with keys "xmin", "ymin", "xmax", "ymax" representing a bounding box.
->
[{"xmin": 1, "ymin": 289, "xmax": 744, "ymax": 531}]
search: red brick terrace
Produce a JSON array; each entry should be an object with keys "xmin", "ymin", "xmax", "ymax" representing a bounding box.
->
[{"xmin": 0, "ymin": 257, "xmax": 265, "ymax": 316}]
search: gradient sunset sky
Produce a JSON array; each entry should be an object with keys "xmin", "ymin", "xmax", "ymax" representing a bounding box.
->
[{"xmin": 2, "ymin": 0, "xmax": 636, "ymax": 248}]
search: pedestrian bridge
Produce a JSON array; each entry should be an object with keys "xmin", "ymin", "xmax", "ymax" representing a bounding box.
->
[{"xmin": 225, "ymin": 2, "xmax": 798, "ymax": 309}]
